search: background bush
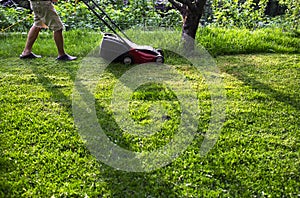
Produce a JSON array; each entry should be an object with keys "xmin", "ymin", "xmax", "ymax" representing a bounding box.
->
[
  {"xmin": 208, "ymin": 0, "xmax": 299, "ymax": 30},
  {"xmin": 0, "ymin": 6, "xmax": 32, "ymax": 32},
  {"xmin": 0, "ymin": 0, "xmax": 299, "ymax": 32}
]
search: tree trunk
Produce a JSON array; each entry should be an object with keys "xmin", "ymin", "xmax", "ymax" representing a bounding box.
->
[
  {"xmin": 168, "ymin": 0, "xmax": 207, "ymax": 54},
  {"xmin": 181, "ymin": 7, "xmax": 201, "ymax": 54}
]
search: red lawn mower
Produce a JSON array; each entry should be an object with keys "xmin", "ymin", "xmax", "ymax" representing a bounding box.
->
[{"xmin": 82, "ymin": 0, "xmax": 164, "ymax": 64}]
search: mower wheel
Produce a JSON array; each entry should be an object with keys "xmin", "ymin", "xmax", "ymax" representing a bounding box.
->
[
  {"xmin": 123, "ymin": 56, "xmax": 133, "ymax": 65},
  {"xmin": 155, "ymin": 56, "xmax": 164, "ymax": 64}
]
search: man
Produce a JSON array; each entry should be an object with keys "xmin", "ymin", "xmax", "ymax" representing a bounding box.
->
[{"xmin": 20, "ymin": 0, "xmax": 77, "ymax": 61}]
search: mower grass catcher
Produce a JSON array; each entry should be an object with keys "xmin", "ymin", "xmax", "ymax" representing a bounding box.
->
[
  {"xmin": 100, "ymin": 33, "xmax": 164, "ymax": 64},
  {"xmin": 82, "ymin": 0, "xmax": 164, "ymax": 64}
]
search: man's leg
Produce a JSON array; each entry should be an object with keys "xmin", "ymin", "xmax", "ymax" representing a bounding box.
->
[
  {"xmin": 54, "ymin": 29, "xmax": 77, "ymax": 61},
  {"xmin": 21, "ymin": 25, "xmax": 41, "ymax": 56},
  {"xmin": 53, "ymin": 28, "xmax": 65, "ymax": 57}
]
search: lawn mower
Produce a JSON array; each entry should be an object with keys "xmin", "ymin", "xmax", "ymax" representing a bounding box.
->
[{"xmin": 82, "ymin": 0, "xmax": 164, "ymax": 64}]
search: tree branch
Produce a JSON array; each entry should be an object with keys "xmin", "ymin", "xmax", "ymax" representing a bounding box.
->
[
  {"xmin": 168, "ymin": 0, "xmax": 183, "ymax": 11},
  {"xmin": 169, "ymin": 0, "xmax": 196, "ymax": 12}
]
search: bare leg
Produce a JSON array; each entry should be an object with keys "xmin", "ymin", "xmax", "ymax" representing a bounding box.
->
[
  {"xmin": 54, "ymin": 29, "xmax": 77, "ymax": 61},
  {"xmin": 53, "ymin": 28, "xmax": 65, "ymax": 57},
  {"xmin": 22, "ymin": 25, "xmax": 41, "ymax": 56}
]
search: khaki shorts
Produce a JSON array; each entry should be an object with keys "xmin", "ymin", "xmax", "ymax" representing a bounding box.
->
[{"xmin": 30, "ymin": 1, "xmax": 64, "ymax": 31}]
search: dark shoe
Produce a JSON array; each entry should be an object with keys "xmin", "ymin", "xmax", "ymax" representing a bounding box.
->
[
  {"xmin": 20, "ymin": 52, "xmax": 42, "ymax": 59},
  {"xmin": 56, "ymin": 54, "xmax": 77, "ymax": 61}
]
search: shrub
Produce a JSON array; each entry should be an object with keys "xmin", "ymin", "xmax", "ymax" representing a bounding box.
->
[{"xmin": 0, "ymin": 5, "xmax": 32, "ymax": 32}]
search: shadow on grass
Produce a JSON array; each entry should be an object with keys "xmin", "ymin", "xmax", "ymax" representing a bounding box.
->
[
  {"xmin": 29, "ymin": 60, "xmax": 178, "ymax": 196},
  {"xmin": 100, "ymin": 166, "xmax": 177, "ymax": 197},
  {"xmin": 225, "ymin": 66, "xmax": 300, "ymax": 111},
  {"xmin": 29, "ymin": 60, "xmax": 78, "ymax": 117},
  {"xmin": 0, "ymin": 142, "xmax": 14, "ymax": 196},
  {"xmin": 75, "ymin": 66, "xmax": 178, "ymax": 196}
]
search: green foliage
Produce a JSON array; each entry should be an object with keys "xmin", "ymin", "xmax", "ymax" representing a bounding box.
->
[
  {"xmin": 0, "ymin": 6, "xmax": 32, "ymax": 32},
  {"xmin": 278, "ymin": 0, "xmax": 300, "ymax": 30},
  {"xmin": 54, "ymin": 0, "xmax": 181, "ymax": 31},
  {"xmin": 96, "ymin": 0, "xmax": 181, "ymax": 30},
  {"xmin": 210, "ymin": 0, "xmax": 269, "ymax": 29},
  {"xmin": 1, "ymin": 0, "xmax": 299, "ymax": 32},
  {"xmin": 0, "ymin": 0, "xmax": 181, "ymax": 32},
  {"xmin": 54, "ymin": 1, "xmax": 105, "ymax": 30},
  {"xmin": 208, "ymin": 0, "xmax": 300, "ymax": 30}
]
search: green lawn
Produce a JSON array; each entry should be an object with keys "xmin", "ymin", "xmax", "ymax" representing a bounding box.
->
[{"xmin": 0, "ymin": 29, "xmax": 299, "ymax": 197}]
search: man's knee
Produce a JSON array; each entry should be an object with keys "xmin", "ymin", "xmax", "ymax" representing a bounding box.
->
[
  {"xmin": 53, "ymin": 28, "xmax": 63, "ymax": 33},
  {"xmin": 53, "ymin": 28, "xmax": 63, "ymax": 36},
  {"xmin": 32, "ymin": 25, "xmax": 42, "ymax": 31}
]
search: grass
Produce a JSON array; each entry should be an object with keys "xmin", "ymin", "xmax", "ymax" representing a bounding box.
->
[
  {"xmin": 0, "ymin": 29, "xmax": 299, "ymax": 197},
  {"xmin": 125, "ymin": 27, "xmax": 300, "ymax": 56}
]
